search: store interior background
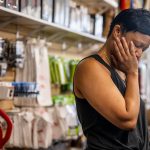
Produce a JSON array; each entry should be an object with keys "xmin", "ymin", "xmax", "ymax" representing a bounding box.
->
[{"xmin": 0, "ymin": 0, "xmax": 150, "ymax": 150}]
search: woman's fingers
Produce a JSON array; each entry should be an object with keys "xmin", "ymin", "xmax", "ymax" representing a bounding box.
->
[
  {"xmin": 113, "ymin": 41, "xmax": 123, "ymax": 62},
  {"xmin": 121, "ymin": 37, "xmax": 130, "ymax": 56},
  {"xmin": 115, "ymin": 37, "xmax": 127, "ymax": 59}
]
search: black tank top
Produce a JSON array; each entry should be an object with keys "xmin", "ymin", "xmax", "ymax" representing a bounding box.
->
[{"xmin": 74, "ymin": 54, "xmax": 149, "ymax": 150}]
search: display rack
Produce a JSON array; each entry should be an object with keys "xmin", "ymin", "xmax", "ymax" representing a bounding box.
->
[{"xmin": 0, "ymin": 6, "xmax": 106, "ymax": 44}]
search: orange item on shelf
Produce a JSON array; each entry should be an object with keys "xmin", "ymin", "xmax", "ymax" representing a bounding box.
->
[{"xmin": 120, "ymin": 0, "xmax": 131, "ymax": 10}]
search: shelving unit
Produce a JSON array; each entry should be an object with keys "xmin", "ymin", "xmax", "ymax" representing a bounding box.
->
[
  {"xmin": 0, "ymin": 1, "xmax": 119, "ymax": 149},
  {"xmin": 0, "ymin": 6, "xmax": 106, "ymax": 44}
]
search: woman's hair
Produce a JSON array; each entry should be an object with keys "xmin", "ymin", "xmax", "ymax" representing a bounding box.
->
[{"xmin": 108, "ymin": 9, "xmax": 150, "ymax": 37}]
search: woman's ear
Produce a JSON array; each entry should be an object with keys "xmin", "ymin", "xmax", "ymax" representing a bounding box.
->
[{"xmin": 112, "ymin": 25, "xmax": 122, "ymax": 39}]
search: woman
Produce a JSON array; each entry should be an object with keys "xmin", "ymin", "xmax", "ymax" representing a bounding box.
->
[{"xmin": 73, "ymin": 9, "xmax": 150, "ymax": 150}]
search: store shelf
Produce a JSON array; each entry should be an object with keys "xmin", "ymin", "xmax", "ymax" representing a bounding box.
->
[
  {"xmin": 74, "ymin": 0, "xmax": 118, "ymax": 13},
  {"xmin": 0, "ymin": 6, "xmax": 106, "ymax": 43}
]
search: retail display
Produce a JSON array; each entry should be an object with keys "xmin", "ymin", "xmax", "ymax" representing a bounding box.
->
[
  {"xmin": 49, "ymin": 56, "xmax": 79, "ymax": 85},
  {"xmin": 0, "ymin": 38, "xmax": 25, "ymax": 76},
  {"xmin": 6, "ymin": 97, "xmax": 81, "ymax": 149},
  {"xmin": 2, "ymin": 0, "xmax": 150, "ymax": 149},
  {"xmin": 15, "ymin": 38, "xmax": 52, "ymax": 107}
]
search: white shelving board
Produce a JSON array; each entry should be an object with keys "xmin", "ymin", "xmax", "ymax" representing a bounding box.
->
[{"xmin": 0, "ymin": 6, "xmax": 106, "ymax": 43}]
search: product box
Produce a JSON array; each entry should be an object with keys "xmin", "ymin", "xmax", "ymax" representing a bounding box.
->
[
  {"xmin": 53, "ymin": 0, "xmax": 70, "ymax": 27},
  {"xmin": 6, "ymin": 0, "xmax": 19, "ymax": 11},
  {"xmin": 69, "ymin": 1, "xmax": 82, "ymax": 31},
  {"xmin": 41, "ymin": 0, "xmax": 54, "ymax": 22},
  {"xmin": 20, "ymin": 0, "xmax": 41, "ymax": 19},
  {"xmin": 94, "ymin": 14, "xmax": 103, "ymax": 37},
  {"xmin": 0, "ymin": 0, "xmax": 5, "ymax": 6}
]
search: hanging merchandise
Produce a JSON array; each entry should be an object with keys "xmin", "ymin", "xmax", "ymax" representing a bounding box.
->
[
  {"xmin": 32, "ymin": 108, "xmax": 53, "ymax": 149},
  {"xmin": 69, "ymin": 59, "xmax": 78, "ymax": 83},
  {"xmin": 120, "ymin": 0, "xmax": 131, "ymax": 10},
  {"xmin": 54, "ymin": 0, "xmax": 70, "ymax": 27},
  {"xmin": 52, "ymin": 94, "xmax": 75, "ymax": 105},
  {"xmin": 15, "ymin": 38, "xmax": 52, "ymax": 106},
  {"xmin": 9, "ymin": 40, "xmax": 25, "ymax": 69},
  {"xmin": 20, "ymin": 0, "xmax": 41, "ymax": 18},
  {"xmin": 6, "ymin": 106, "xmax": 81, "ymax": 149},
  {"xmin": 12, "ymin": 82, "xmax": 39, "ymax": 97},
  {"xmin": 41, "ymin": 0, "xmax": 54, "ymax": 22},
  {"xmin": 0, "ymin": 0, "xmax": 5, "ymax": 6},
  {"xmin": 7, "ymin": 108, "xmax": 53, "ymax": 149},
  {"xmin": 0, "ymin": 82, "xmax": 14, "ymax": 100},
  {"xmin": 6, "ymin": 0, "xmax": 19, "ymax": 11},
  {"xmin": 35, "ymin": 39, "xmax": 52, "ymax": 106},
  {"xmin": 49, "ymin": 56, "xmax": 79, "ymax": 92},
  {"xmin": 52, "ymin": 94, "xmax": 82, "ymax": 140},
  {"xmin": 139, "ymin": 61, "xmax": 147, "ymax": 101},
  {"xmin": 0, "ymin": 38, "xmax": 8, "ymax": 76},
  {"xmin": 0, "ymin": 38, "xmax": 25, "ymax": 76}
]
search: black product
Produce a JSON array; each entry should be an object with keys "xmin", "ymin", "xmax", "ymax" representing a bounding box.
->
[
  {"xmin": 0, "ymin": 38, "xmax": 9, "ymax": 60},
  {"xmin": 75, "ymin": 54, "xmax": 149, "ymax": 150},
  {"xmin": 41, "ymin": 0, "xmax": 54, "ymax": 22},
  {"xmin": 6, "ymin": 0, "xmax": 19, "ymax": 11},
  {"xmin": 20, "ymin": 0, "xmax": 41, "ymax": 18},
  {"xmin": 0, "ymin": 0, "xmax": 5, "ymax": 6}
]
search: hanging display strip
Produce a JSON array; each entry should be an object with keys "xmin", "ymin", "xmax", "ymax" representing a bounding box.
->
[{"xmin": 15, "ymin": 38, "xmax": 52, "ymax": 106}]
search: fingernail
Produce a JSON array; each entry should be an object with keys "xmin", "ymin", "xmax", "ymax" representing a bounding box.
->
[
  {"xmin": 122, "ymin": 37, "xmax": 125, "ymax": 40},
  {"xmin": 130, "ymin": 41, "xmax": 133, "ymax": 45}
]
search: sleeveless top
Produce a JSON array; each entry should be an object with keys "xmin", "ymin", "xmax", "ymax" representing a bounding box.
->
[{"xmin": 74, "ymin": 54, "xmax": 149, "ymax": 150}]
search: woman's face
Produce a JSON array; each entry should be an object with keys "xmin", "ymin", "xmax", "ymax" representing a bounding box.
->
[
  {"xmin": 123, "ymin": 32, "xmax": 150, "ymax": 60},
  {"xmin": 111, "ymin": 25, "xmax": 150, "ymax": 61}
]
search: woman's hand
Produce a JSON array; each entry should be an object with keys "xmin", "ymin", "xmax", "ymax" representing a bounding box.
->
[{"xmin": 111, "ymin": 37, "xmax": 138, "ymax": 75}]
